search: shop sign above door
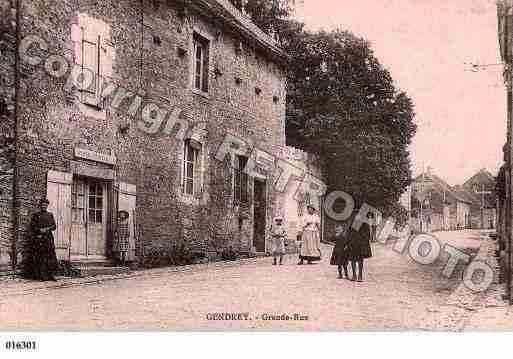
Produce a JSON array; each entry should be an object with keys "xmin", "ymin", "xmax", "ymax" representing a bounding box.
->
[{"xmin": 74, "ymin": 147, "xmax": 116, "ymax": 165}]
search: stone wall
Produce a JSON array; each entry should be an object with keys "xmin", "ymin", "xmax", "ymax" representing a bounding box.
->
[
  {"xmin": 0, "ymin": 0, "xmax": 16, "ymax": 268},
  {"xmin": 8, "ymin": 0, "xmax": 286, "ymax": 265}
]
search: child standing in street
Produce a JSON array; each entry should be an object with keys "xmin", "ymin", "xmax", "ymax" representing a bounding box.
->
[
  {"xmin": 270, "ymin": 216, "xmax": 287, "ymax": 265},
  {"xmin": 330, "ymin": 223, "xmax": 351, "ymax": 279},
  {"xmin": 114, "ymin": 210, "xmax": 130, "ymax": 266}
]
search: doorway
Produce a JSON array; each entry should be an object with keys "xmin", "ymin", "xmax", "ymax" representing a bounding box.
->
[
  {"xmin": 253, "ymin": 179, "xmax": 267, "ymax": 252},
  {"xmin": 70, "ymin": 177, "xmax": 108, "ymax": 259}
]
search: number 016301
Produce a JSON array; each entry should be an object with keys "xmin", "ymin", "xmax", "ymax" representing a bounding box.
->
[{"xmin": 5, "ymin": 341, "xmax": 37, "ymax": 350}]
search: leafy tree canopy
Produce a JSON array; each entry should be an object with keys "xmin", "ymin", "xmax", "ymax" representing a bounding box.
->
[
  {"xmin": 236, "ymin": 1, "xmax": 417, "ymax": 212},
  {"xmin": 285, "ymin": 29, "xmax": 417, "ymax": 210}
]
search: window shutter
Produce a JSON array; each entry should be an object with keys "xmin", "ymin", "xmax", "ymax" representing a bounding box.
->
[
  {"xmin": 81, "ymin": 33, "xmax": 101, "ymax": 107},
  {"xmin": 194, "ymin": 41, "xmax": 202, "ymax": 90},
  {"xmin": 47, "ymin": 170, "xmax": 73, "ymax": 261},
  {"xmin": 202, "ymin": 42, "xmax": 209, "ymax": 92},
  {"xmin": 240, "ymin": 156, "xmax": 248, "ymax": 202}
]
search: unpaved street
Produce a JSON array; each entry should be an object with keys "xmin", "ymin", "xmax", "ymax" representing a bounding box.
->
[{"xmin": 0, "ymin": 230, "xmax": 490, "ymax": 330}]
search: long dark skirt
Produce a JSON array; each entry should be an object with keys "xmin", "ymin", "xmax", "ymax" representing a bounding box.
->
[
  {"xmin": 330, "ymin": 237, "xmax": 350, "ymax": 265},
  {"xmin": 22, "ymin": 234, "xmax": 58, "ymax": 280},
  {"xmin": 347, "ymin": 229, "xmax": 372, "ymax": 260}
]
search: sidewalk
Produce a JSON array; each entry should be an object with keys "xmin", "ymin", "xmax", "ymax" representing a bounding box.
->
[
  {"xmin": 0, "ymin": 255, "xmax": 275, "ymax": 297},
  {"xmin": 429, "ymin": 233, "xmax": 513, "ymax": 331},
  {"xmin": 462, "ymin": 236, "xmax": 513, "ymax": 331}
]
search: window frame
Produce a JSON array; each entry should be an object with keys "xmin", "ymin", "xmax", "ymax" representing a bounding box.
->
[
  {"xmin": 191, "ymin": 31, "xmax": 211, "ymax": 95},
  {"xmin": 234, "ymin": 155, "xmax": 249, "ymax": 204},
  {"xmin": 182, "ymin": 139, "xmax": 201, "ymax": 196},
  {"xmin": 79, "ymin": 30, "xmax": 103, "ymax": 109}
]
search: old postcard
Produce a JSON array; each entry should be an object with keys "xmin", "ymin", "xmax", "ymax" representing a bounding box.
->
[{"xmin": 1, "ymin": 0, "xmax": 512, "ymax": 352}]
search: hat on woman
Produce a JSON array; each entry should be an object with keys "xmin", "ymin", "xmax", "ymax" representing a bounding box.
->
[{"xmin": 118, "ymin": 210, "xmax": 130, "ymax": 219}]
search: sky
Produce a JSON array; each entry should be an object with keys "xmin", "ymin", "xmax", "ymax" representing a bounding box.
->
[{"xmin": 295, "ymin": 0, "xmax": 506, "ymax": 186}]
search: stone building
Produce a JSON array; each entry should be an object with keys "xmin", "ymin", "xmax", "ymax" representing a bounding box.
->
[
  {"xmin": 411, "ymin": 169, "xmax": 472, "ymax": 232},
  {"xmin": 461, "ymin": 168, "xmax": 497, "ymax": 229},
  {"xmin": 0, "ymin": 0, "xmax": 16, "ymax": 271},
  {"xmin": 1, "ymin": 0, "xmax": 290, "ymax": 270},
  {"xmin": 275, "ymin": 146, "xmax": 325, "ymax": 248}
]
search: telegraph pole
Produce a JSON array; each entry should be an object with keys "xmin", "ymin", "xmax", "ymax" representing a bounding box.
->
[{"xmin": 475, "ymin": 184, "xmax": 492, "ymax": 229}]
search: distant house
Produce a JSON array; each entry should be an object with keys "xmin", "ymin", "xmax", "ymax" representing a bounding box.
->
[
  {"xmin": 461, "ymin": 169, "xmax": 497, "ymax": 229},
  {"xmin": 411, "ymin": 169, "xmax": 472, "ymax": 232}
]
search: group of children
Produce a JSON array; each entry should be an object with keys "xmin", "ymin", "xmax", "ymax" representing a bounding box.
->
[
  {"xmin": 329, "ymin": 223, "xmax": 371, "ymax": 282},
  {"xmin": 115, "ymin": 209, "xmax": 371, "ymax": 281},
  {"xmin": 269, "ymin": 214, "xmax": 372, "ymax": 282}
]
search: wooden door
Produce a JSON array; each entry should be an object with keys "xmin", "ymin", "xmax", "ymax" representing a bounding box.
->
[
  {"xmin": 253, "ymin": 179, "xmax": 267, "ymax": 252},
  {"xmin": 71, "ymin": 178, "xmax": 87, "ymax": 256},
  {"xmin": 47, "ymin": 170, "xmax": 72, "ymax": 261}
]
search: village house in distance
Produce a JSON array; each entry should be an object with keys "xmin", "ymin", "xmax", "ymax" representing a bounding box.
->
[
  {"xmin": 0, "ymin": 0, "xmax": 325, "ymax": 272},
  {"xmin": 411, "ymin": 167, "xmax": 496, "ymax": 233}
]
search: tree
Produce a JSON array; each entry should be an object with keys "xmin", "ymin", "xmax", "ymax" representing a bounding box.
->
[
  {"xmin": 232, "ymin": 0, "xmax": 299, "ymax": 40},
  {"xmin": 240, "ymin": 1, "xmax": 416, "ymax": 213},
  {"xmin": 285, "ymin": 29, "xmax": 417, "ymax": 211}
]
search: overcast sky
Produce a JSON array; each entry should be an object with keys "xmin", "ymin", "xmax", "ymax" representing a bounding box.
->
[{"xmin": 295, "ymin": 0, "xmax": 506, "ymax": 185}]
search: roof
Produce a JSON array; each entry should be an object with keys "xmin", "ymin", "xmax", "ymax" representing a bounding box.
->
[
  {"xmin": 412, "ymin": 173, "xmax": 473, "ymax": 204},
  {"xmin": 462, "ymin": 168, "xmax": 495, "ymax": 188},
  {"xmin": 462, "ymin": 169, "xmax": 496, "ymax": 208},
  {"xmin": 453, "ymin": 185, "xmax": 479, "ymax": 205},
  {"xmin": 191, "ymin": 0, "xmax": 287, "ymax": 64}
]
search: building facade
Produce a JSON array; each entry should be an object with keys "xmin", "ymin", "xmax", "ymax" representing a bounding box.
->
[
  {"xmin": 0, "ymin": 0, "xmax": 16, "ymax": 271},
  {"xmin": 276, "ymin": 146, "xmax": 324, "ymax": 248},
  {"xmin": 462, "ymin": 169, "xmax": 497, "ymax": 229},
  {"xmin": 1, "ymin": 0, "xmax": 290, "ymax": 269},
  {"xmin": 411, "ymin": 169, "xmax": 472, "ymax": 232}
]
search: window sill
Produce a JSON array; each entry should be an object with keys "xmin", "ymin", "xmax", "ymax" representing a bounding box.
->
[
  {"xmin": 191, "ymin": 88, "xmax": 210, "ymax": 100},
  {"xmin": 179, "ymin": 192, "xmax": 201, "ymax": 206},
  {"xmin": 77, "ymin": 101, "xmax": 106, "ymax": 121}
]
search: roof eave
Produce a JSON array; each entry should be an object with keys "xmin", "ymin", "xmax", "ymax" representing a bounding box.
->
[{"xmin": 191, "ymin": 0, "xmax": 288, "ymax": 65}]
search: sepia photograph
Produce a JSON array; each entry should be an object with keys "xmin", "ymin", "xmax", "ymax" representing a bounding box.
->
[{"xmin": 0, "ymin": 0, "xmax": 512, "ymax": 356}]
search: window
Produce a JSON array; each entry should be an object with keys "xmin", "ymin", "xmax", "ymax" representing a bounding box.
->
[
  {"xmin": 88, "ymin": 182, "xmax": 104, "ymax": 223},
  {"xmin": 229, "ymin": 0, "xmax": 243, "ymax": 11},
  {"xmin": 80, "ymin": 33, "xmax": 102, "ymax": 107},
  {"xmin": 72, "ymin": 180, "xmax": 86, "ymax": 223},
  {"xmin": 234, "ymin": 155, "xmax": 249, "ymax": 203},
  {"xmin": 193, "ymin": 33, "xmax": 210, "ymax": 93},
  {"xmin": 183, "ymin": 139, "xmax": 201, "ymax": 196}
]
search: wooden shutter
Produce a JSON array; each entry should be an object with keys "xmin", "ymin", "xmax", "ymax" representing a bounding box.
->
[
  {"xmin": 202, "ymin": 41, "xmax": 209, "ymax": 93},
  {"xmin": 46, "ymin": 170, "xmax": 73, "ymax": 261},
  {"xmin": 81, "ymin": 33, "xmax": 101, "ymax": 107},
  {"xmin": 117, "ymin": 182, "xmax": 137, "ymax": 261}
]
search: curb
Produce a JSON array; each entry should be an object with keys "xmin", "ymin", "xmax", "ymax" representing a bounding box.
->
[{"xmin": 1, "ymin": 253, "xmax": 293, "ymax": 297}]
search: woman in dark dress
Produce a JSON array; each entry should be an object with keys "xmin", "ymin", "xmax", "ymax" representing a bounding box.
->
[
  {"xmin": 347, "ymin": 221, "xmax": 372, "ymax": 282},
  {"xmin": 330, "ymin": 224, "xmax": 351, "ymax": 279},
  {"xmin": 23, "ymin": 198, "xmax": 58, "ymax": 281}
]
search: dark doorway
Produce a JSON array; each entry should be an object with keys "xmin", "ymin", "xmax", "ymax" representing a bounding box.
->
[{"xmin": 253, "ymin": 179, "xmax": 267, "ymax": 252}]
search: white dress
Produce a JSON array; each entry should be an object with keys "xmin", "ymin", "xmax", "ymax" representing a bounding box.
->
[
  {"xmin": 270, "ymin": 224, "xmax": 287, "ymax": 255},
  {"xmin": 299, "ymin": 213, "xmax": 321, "ymax": 261}
]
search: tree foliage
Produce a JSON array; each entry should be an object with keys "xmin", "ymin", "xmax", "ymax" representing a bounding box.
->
[
  {"xmin": 242, "ymin": 0, "xmax": 416, "ymax": 212},
  {"xmin": 284, "ymin": 29, "xmax": 417, "ymax": 210},
  {"xmin": 231, "ymin": 0, "xmax": 298, "ymax": 39}
]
